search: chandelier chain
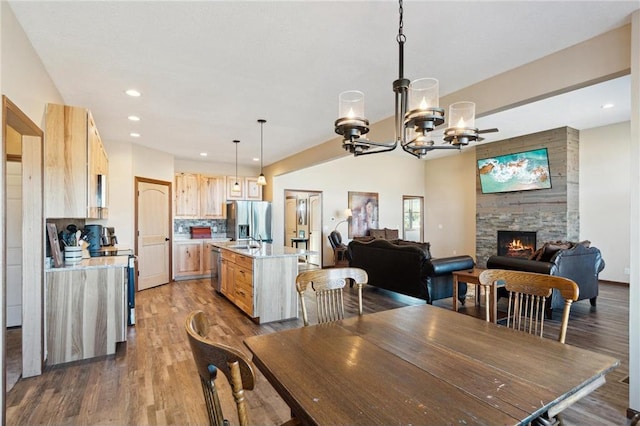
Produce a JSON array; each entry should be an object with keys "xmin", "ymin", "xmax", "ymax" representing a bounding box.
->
[{"xmin": 397, "ymin": 0, "xmax": 405, "ymax": 43}]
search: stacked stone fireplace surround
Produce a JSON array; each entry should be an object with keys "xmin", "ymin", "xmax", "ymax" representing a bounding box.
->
[{"xmin": 476, "ymin": 126, "xmax": 580, "ymax": 267}]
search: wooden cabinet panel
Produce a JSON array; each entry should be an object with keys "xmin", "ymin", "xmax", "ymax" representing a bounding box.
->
[
  {"xmin": 45, "ymin": 103, "xmax": 109, "ymax": 219},
  {"xmin": 246, "ymin": 177, "xmax": 262, "ymax": 200},
  {"xmin": 46, "ymin": 266, "xmax": 126, "ymax": 365},
  {"xmin": 175, "ymin": 173, "xmax": 200, "ymax": 218},
  {"xmin": 45, "ymin": 104, "xmax": 88, "ymax": 218},
  {"xmin": 87, "ymin": 112, "xmax": 109, "ymax": 219},
  {"xmin": 226, "ymin": 175, "xmax": 245, "ymax": 200},
  {"xmin": 200, "ymin": 175, "xmax": 226, "ymax": 218},
  {"xmin": 220, "ymin": 249, "xmax": 254, "ymax": 316},
  {"xmin": 203, "ymin": 242, "xmax": 214, "ymax": 275},
  {"xmin": 174, "ymin": 241, "xmax": 203, "ymax": 277},
  {"xmin": 221, "ymin": 257, "xmax": 236, "ymax": 301}
]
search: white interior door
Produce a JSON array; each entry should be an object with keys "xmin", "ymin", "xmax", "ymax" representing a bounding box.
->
[
  {"xmin": 285, "ymin": 197, "xmax": 297, "ymax": 247},
  {"xmin": 6, "ymin": 161, "xmax": 22, "ymax": 327},
  {"xmin": 137, "ymin": 180, "xmax": 171, "ymax": 290},
  {"xmin": 309, "ymin": 194, "xmax": 321, "ymax": 266}
]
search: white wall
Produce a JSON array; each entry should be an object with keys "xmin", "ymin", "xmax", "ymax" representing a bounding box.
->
[
  {"xmin": 1, "ymin": 2, "xmax": 63, "ymax": 125},
  {"xmin": 424, "ymin": 149, "xmax": 477, "ymax": 259},
  {"xmin": 174, "ymin": 158, "xmax": 258, "ymax": 177},
  {"xmin": 273, "ymin": 153, "xmax": 426, "ymax": 266},
  {"xmin": 580, "ymin": 121, "xmax": 631, "ymax": 283}
]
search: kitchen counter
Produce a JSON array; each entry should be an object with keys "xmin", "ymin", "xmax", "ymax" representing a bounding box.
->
[
  {"xmin": 213, "ymin": 241, "xmax": 316, "ymax": 259},
  {"xmin": 45, "ymin": 256, "xmax": 129, "ymax": 365},
  {"xmin": 46, "ymin": 255, "xmax": 130, "ymax": 271},
  {"xmin": 214, "ymin": 241, "xmax": 306, "ymax": 323}
]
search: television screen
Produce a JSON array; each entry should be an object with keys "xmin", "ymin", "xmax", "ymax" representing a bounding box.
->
[{"xmin": 477, "ymin": 148, "xmax": 551, "ymax": 194}]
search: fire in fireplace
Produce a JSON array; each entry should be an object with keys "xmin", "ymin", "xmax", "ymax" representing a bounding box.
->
[{"xmin": 497, "ymin": 230, "xmax": 537, "ymax": 258}]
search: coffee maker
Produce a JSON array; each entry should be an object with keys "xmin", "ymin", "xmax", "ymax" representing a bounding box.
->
[{"xmin": 101, "ymin": 227, "xmax": 118, "ymax": 246}]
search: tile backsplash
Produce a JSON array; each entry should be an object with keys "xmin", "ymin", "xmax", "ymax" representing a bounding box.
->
[{"xmin": 174, "ymin": 219, "xmax": 227, "ymax": 238}]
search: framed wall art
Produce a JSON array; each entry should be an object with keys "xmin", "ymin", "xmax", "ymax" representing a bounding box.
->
[{"xmin": 348, "ymin": 191, "xmax": 379, "ymax": 238}]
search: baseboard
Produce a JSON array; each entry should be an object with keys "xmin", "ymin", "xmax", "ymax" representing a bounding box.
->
[{"xmin": 600, "ymin": 279, "xmax": 629, "ymax": 287}]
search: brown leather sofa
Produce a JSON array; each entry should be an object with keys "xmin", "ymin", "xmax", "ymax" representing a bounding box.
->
[
  {"xmin": 486, "ymin": 242, "xmax": 605, "ymax": 313},
  {"xmin": 348, "ymin": 238, "xmax": 474, "ymax": 304}
]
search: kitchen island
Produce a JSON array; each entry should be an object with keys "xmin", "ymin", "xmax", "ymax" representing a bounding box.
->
[
  {"xmin": 213, "ymin": 241, "xmax": 313, "ymax": 323},
  {"xmin": 45, "ymin": 256, "xmax": 130, "ymax": 365}
]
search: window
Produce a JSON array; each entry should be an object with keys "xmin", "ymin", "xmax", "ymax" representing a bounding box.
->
[{"xmin": 403, "ymin": 196, "xmax": 423, "ymax": 242}]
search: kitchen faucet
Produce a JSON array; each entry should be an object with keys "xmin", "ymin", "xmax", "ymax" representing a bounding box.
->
[{"xmin": 249, "ymin": 234, "xmax": 263, "ymax": 247}]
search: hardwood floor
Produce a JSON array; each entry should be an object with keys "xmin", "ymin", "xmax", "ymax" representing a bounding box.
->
[{"xmin": 6, "ymin": 278, "xmax": 629, "ymax": 425}]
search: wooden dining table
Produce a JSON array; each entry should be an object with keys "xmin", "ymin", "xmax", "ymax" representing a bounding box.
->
[{"xmin": 244, "ymin": 304, "xmax": 619, "ymax": 425}]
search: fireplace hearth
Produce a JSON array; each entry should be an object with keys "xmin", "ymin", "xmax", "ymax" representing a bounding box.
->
[{"xmin": 497, "ymin": 230, "xmax": 537, "ymax": 258}]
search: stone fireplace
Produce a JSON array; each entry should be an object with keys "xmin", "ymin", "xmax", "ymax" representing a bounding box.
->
[
  {"xmin": 497, "ymin": 230, "xmax": 537, "ymax": 258},
  {"xmin": 475, "ymin": 127, "xmax": 580, "ymax": 267}
]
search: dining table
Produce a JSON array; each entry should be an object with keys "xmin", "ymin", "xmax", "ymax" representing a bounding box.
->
[{"xmin": 244, "ymin": 304, "xmax": 619, "ymax": 425}]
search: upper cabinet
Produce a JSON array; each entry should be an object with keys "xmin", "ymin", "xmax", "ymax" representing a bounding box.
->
[
  {"xmin": 175, "ymin": 173, "xmax": 226, "ymax": 219},
  {"xmin": 226, "ymin": 176, "xmax": 262, "ymax": 201},
  {"xmin": 45, "ymin": 104, "xmax": 109, "ymax": 219},
  {"xmin": 200, "ymin": 175, "xmax": 226, "ymax": 218},
  {"xmin": 175, "ymin": 173, "xmax": 200, "ymax": 218}
]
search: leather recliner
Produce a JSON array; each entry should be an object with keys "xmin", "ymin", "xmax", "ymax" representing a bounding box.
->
[
  {"xmin": 486, "ymin": 243, "xmax": 605, "ymax": 312},
  {"xmin": 348, "ymin": 238, "xmax": 474, "ymax": 304}
]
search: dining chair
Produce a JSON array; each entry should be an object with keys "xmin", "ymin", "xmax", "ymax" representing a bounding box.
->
[
  {"xmin": 296, "ymin": 267, "xmax": 368, "ymax": 326},
  {"xmin": 185, "ymin": 310, "xmax": 256, "ymax": 426},
  {"xmin": 479, "ymin": 269, "xmax": 579, "ymax": 344},
  {"xmin": 479, "ymin": 270, "xmax": 579, "ymax": 426}
]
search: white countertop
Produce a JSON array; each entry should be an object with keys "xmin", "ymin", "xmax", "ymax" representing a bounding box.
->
[
  {"xmin": 212, "ymin": 241, "xmax": 316, "ymax": 259},
  {"xmin": 46, "ymin": 255, "xmax": 130, "ymax": 271},
  {"xmin": 174, "ymin": 235, "xmax": 231, "ymax": 242}
]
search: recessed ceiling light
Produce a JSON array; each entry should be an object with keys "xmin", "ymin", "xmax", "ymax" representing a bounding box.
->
[
  {"xmin": 130, "ymin": 132, "xmax": 141, "ymax": 138},
  {"xmin": 200, "ymin": 152, "xmax": 208, "ymax": 157},
  {"xmin": 128, "ymin": 115, "xmax": 141, "ymax": 121},
  {"xmin": 252, "ymin": 157, "xmax": 260, "ymax": 162},
  {"xmin": 601, "ymin": 103, "xmax": 615, "ymax": 109},
  {"xmin": 125, "ymin": 89, "xmax": 141, "ymax": 97}
]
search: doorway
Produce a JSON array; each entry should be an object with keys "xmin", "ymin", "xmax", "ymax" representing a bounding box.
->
[
  {"xmin": 403, "ymin": 195, "xmax": 424, "ymax": 242},
  {"xmin": 135, "ymin": 177, "xmax": 172, "ymax": 290},
  {"xmin": 2, "ymin": 96, "xmax": 45, "ymax": 417},
  {"xmin": 284, "ymin": 190, "xmax": 322, "ymax": 267}
]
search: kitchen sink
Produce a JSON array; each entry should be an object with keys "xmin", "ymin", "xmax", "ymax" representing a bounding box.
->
[{"xmin": 229, "ymin": 244, "xmax": 261, "ymax": 250}]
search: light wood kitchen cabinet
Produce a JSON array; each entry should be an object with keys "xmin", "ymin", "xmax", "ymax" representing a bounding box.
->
[
  {"xmin": 245, "ymin": 176, "xmax": 263, "ymax": 200},
  {"xmin": 226, "ymin": 175, "xmax": 245, "ymax": 200},
  {"xmin": 174, "ymin": 240, "xmax": 203, "ymax": 278},
  {"xmin": 203, "ymin": 242, "xmax": 215, "ymax": 275},
  {"xmin": 175, "ymin": 173, "xmax": 200, "ymax": 218},
  {"xmin": 46, "ymin": 265, "xmax": 127, "ymax": 365},
  {"xmin": 45, "ymin": 103, "xmax": 109, "ymax": 218},
  {"xmin": 200, "ymin": 175, "xmax": 226, "ymax": 218},
  {"xmin": 87, "ymin": 113, "xmax": 109, "ymax": 219},
  {"xmin": 220, "ymin": 249, "xmax": 254, "ymax": 316},
  {"xmin": 226, "ymin": 176, "xmax": 262, "ymax": 201}
]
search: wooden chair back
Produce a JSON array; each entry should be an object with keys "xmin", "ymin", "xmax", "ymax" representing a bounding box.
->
[
  {"xmin": 185, "ymin": 310, "xmax": 255, "ymax": 426},
  {"xmin": 479, "ymin": 269, "xmax": 579, "ymax": 343},
  {"xmin": 296, "ymin": 267, "xmax": 368, "ymax": 326}
]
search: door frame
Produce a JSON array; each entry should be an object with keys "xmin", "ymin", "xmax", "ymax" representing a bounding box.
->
[
  {"xmin": 2, "ymin": 96, "xmax": 45, "ymax": 421},
  {"xmin": 284, "ymin": 189, "xmax": 323, "ymax": 266},
  {"xmin": 134, "ymin": 176, "xmax": 172, "ymax": 290}
]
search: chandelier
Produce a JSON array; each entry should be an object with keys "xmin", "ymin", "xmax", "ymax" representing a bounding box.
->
[{"xmin": 334, "ymin": 0, "xmax": 497, "ymax": 159}]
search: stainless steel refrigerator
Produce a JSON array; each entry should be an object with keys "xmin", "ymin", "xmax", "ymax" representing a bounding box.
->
[{"xmin": 226, "ymin": 201, "xmax": 273, "ymax": 243}]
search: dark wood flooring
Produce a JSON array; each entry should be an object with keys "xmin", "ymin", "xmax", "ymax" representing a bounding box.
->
[{"xmin": 6, "ymin": 278, "xmax": 629, "ymax": 425}]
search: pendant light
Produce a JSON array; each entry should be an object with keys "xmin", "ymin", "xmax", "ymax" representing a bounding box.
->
[
  {"xmin": 257, "ymin": 119, "xmax": 267, "ymax": 186},
  {"xmin": 233, "ymin": 140, "xmax": 240, "ymax": 192}
]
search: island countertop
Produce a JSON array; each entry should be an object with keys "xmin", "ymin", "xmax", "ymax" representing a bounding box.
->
[
  {"xmin": 212, "ymin": 241, "xmax": 316, "ymax": 259},
  {"xmin": 46, "ymin": 255, "xmax": 130, "ymax": 271}
]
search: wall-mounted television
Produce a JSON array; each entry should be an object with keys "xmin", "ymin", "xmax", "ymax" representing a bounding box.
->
[{"xmin": 477, "ymin": 148, "xmax": 551, "ymax": 194}]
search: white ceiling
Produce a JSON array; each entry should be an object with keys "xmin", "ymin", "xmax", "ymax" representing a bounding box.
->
[{"xmin": 8, "ymin": 1, "xmax": 639, "ymax": 167}]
